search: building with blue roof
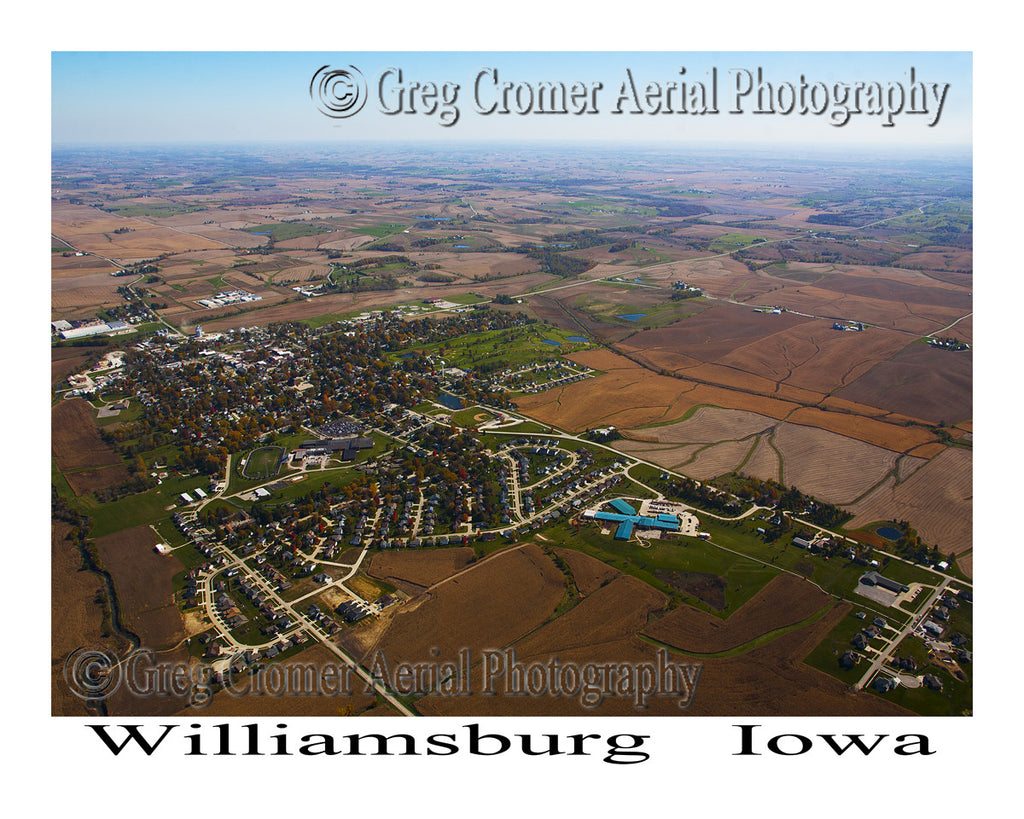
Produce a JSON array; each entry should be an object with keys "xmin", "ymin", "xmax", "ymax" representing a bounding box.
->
[
  {"xmin": 609, "ymin": 498, "xmax": 636, "ymax": 516},
  {"xmin": 591, "ymin": 502, "xmax": 679, "ymax": 541}
]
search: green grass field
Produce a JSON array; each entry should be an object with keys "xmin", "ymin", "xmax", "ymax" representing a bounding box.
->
[
  {"xmin": 572, "ymin": 289, "xmax": 710, "ymax": 331},
  {"xmin": 708, "ymin": 233, "xmax": 766, "ymax": 253},
  {"xmin": 542, "ymin": 520, "xmax": 779, "ymax": 616},
  {"xmin": 240, "ymin": 446, "xmax": 284, "ymax": 480},
  {"xmin": 359, "ymin": 223, "xmax": 408, "ymax": 238},
  {"xmin": 402, "ymin": 323, "xmax": 592, "ymax": 373},
  {"xmin": 450, "ymin": 407, "xmax": 496, "ymax": 428},
  {"xmin": 243, "ymin": 222, "xmax": 331, "ymax": 242}
]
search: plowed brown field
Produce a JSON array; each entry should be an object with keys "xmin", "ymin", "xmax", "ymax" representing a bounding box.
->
[
  {"xmin": 785, "ymin": 407, "xmax": 937, "ymax": 452},
  {"xmin": 366, "ymin": 547, "xmax": 475, "ymax": 590},
  {"xmin": 643, "ymin": 573, "xmax": 831, "ymax": 654},
  {"xmin": 94, "ymin": 525, "xmax": 185, "ymax": 649},
  {"xmin": 555, "ymin": 548, "xmax": 620, "ymax": 595},
  {"xmin": 774, "ymin": 423, "xmax": 904, "ymax": 505},
  {"xmin": 355, "ymin": 543, "xmax": 565, "ymax": 668},
  {"xmin": 846, "ymin": 446, "xmax": 972, "ymax": 559},
  {"xmin": 52, "ymin": 399, "xmax": 122, "ymax": 472}
]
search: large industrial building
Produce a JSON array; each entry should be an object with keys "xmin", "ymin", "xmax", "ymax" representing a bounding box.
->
[{"xmin": 56, "ymin": 320, "xmax": 130, "ymax": 340}]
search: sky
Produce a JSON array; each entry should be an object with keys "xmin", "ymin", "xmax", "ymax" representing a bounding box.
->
[{"xmin": 51, "ymin": 51, "xmax": 972, "ymax": 149}]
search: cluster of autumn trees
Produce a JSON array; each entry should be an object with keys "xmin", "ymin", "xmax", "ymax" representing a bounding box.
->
[{"xmin": 113, "ymin": 309, "xmax": 531, "ymax": 477}]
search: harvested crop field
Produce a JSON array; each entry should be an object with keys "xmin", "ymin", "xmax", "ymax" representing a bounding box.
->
[
  {"xmin": 898, "ymin": 249, "xmax": 973, "ymax": 272},
  {"xmin": 103, "ymin": 645, "xmax": 196, "ymax": 716},
  {"xmin": 643, "ymin": 573, "xmax": 831, "ymax": 654},
  {"xmin": 94, "ymin": 525, "xmax": 185, "ymax": 649},
  {"xmin": 51, "ymin": 282, "xmax": 124, "ymax": 311},
  {"xmin": 810, "ymin": 269, "xmax": 972, "ymax": 311},
  {"xmin": 355, "ymin": 543, "xmax": 565, "ymax": 669},
  {"xmin": 271, "ymin": 263, "xmax": 330, "ymax": 282},
  {"xmin": 633, "ymin": 407, "xmax": 776, "ymax": 444},
  {"xmin": 651, "ymin": 255, "xmax": 774, "ymax": 299},
  {"xmin": 520, "ymin": 345, "xmax": 831, "ymax": 434},
  {"xmin": 677, "ymin": 602, "xmax": 913, "ymax": 716},
  {"xmin": 846, "ymin": 446, "xmax": 972, "ymax": 559},
  {"xmin": 366, "ymin": 547, "xmax": 475, "ymax": 591},
  {"xmin": 516, "ymin": 352, "xmax": 695, "ymax": 431},
  {"xmin": 666, "ymin": 362, "xmax": 825, "ymax": 405},
  {"xmin": 514, "ymin": 575, "xmax": 667, "ymax": 658},
  {"xmin": 418, "ymin": 598, "xmax": 910, "ymax": 716},
  {"xmin": 52, "ymin": 521, "xmax": 111, "ymax": 716},
  {"xmin": 612, "ymin": 441, "xmax": 702, "ymax": 470},
  {"xmin": 554, "ymin": 548, "xmax": 620, "ymax": 595},
  {"xmin": 65, "ymin": 463, "xmax": 132, "ymax": 496},
  {"xmin": 785, "ymin": 406, "xmax": 937, "ymax": 452},
  {"xmin": 773, "ymin": 422, "xmax": 909, "ymax": 505},
  {"xmin": 620, "ymin": 303, "xmax": 813, "ymax": 363},
  {"xmin": 836, "ymin": 342, "xmax": 972, "ymax": 426},
  {"xmin": 677, "ymin": 439, "xmax": 754, "ymax": 480},
  {"xmin": 739, "ymin": 435, "xmax": 783, "ymax": 482},
  {"xmin": 52, "ymin": 399, "xmax": 122, "ymax": 472},
  {"xmin": 51, "ymin": 348, "xmax": 95, "ymax": 385},
  {"xmin": 769, "ymin": 285, "xmax": 966, "ymax": 334},
  {"xmin": 654, "ymin": 570, "xmax": 727, "ymax": 610},
  {"xmin": 172, "ymin": 644, "xmax": 380, "ymax": 717},
  {"xmin": 716, "ymin": 322, "xmax": 914, "ymax": 395},
  {"xmin": 416, "ymin": 251, "xmax": 538, "ymax": 279}
]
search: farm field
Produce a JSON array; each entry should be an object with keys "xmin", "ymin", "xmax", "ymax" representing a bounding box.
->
[
  {"xmin": 51, "ymin": 141, "xmax": 972, "ymax": 719},
  {"xmin": 352, "ymin": 543, "xmax": 565, "ymax": 672},
  {"xmin": 419, "ymin": 592, "xmax": 911, "ymax": 717},
  {"xmin": 366, "ymin": 547, "xmax": 476, "ymax": 593},
  {"xmin": 93, "ymin": 525, "xmax": 185, "ymax": 650},
  {"xmin": 51, "ymin": 522, "xmax": 109, "ymax": 716},
  {"xmin": 171, "ymin": 644, "xmax": 383, "ymax": 717},
  {"xmin": 835, "ymin": 342, "xmax": 973, "ymax": 425},
  {"xmin": 52, "ymin": 398, "xmax": 124, "ymax": 481},
  {"xmin": 846, "ymin": 446, "xmax": 973, "ymax": 559},
  {"xmin": 642, "ymin": 573, "xmax": 832, "ymax": 654}
]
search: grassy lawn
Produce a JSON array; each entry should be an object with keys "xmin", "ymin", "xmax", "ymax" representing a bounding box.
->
[
  {"xmin": 572, "ymin": 290, "xmax": 710, "ymax": 332},
  {"xmin": 243, "ymin": 222, "xmax": 331, "ymax": 242},
  {"xmin": 359, "ymin": 223, "xmax": 408, "ymax": 238},
  {"xmin": 81, "ymin": 490, "xmax": 173, "ymax": 538},
  {"xmin": 95, "ymin": 401, "xmax": 143, "ymax": 427},
  {"xmin": 346, "ymin": 573, "xmax": 396, "ymax": 602},
  {"xmin": 402, "ymin": 322, "xmax": 592, "ymax": 374},
  {"xmin": 803, "ymin": 609, "xmax": 874, "ymax": 686},
  {"xmin": 804, "ymin": 606, "xmax": 972, "ymax": 716},
  {"xmin": 249, "ymin": 468, "xmax": 365, "ymax": 508},
  {"xmin": 151, "ymin": 517, "xmax": 190, "ymax": 548},
  {"xmin": 77, "ymin": 467, "xmax": 216, "ymax": 538},
  {"xmin": 540, "ymin": 520, "xmax": 779, "ymax": 616},
  {"xmin": 873, "ymin": 556, "xmax": 944, "ymax": 587},
  {"xmin": 52, "ymin": 458, "xmax": 76, "ymax": 502},
  {"xmin": 450, "ymin": 407, "xmax": 496, "ymax": 428},
  {"xmin": 708, "ymin": 233, "xmax": 766, "ymax": 253},
  {"xmin": 868, "ymin": 673, "xmax": 972, "ymax": 716},
  {"xmin": 240, "ymin": 446, "xmax": 285, "ymax": 480}
]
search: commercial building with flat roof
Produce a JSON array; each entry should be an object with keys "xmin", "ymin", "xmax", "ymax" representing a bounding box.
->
[{"xmin": 591, "ymin": 501, "xmax": 680, "ymax": 541}]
